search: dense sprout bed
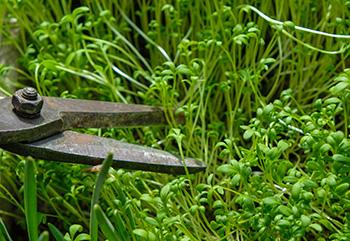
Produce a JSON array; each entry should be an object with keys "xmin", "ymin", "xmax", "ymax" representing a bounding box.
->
[{"xmin": 0, "ymin": 1, "xmax": 350, "ymax": 240}]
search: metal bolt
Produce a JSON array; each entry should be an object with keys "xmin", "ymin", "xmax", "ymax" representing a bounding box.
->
[
  {"xmin": 12, "ymin": 87, "xmax": 43, "ymax": 118},
  {"xmin": 21, "ymin": 87, "xmax": 38, "ymax": 100}
]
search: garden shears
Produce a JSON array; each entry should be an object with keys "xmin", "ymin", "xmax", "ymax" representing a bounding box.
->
[{"xmin": 0, "ymin": 87, "xmax": 206, "ymax": 174}]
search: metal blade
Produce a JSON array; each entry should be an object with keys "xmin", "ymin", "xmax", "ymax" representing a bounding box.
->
[
  {"xmin": 0, "ymin": 96, "xmax": 182, "ymax": 144},
  {"xmin": 0, "ymin": 97, "xmax": 63, "ymax": 144},
  {"xmin": 45, "ymin": 97, "xmax": 183, "ymax": 129},
  {"xmin": 0, "ymin": 131, "xmax": 205, "ymax": 174}
]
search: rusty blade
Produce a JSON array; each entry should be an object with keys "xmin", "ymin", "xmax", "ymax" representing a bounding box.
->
[
  {"xmin": 0, "ymin": 131, "xmax": 205, "ymax": 174},
  {"xmin": 45, "ymin": 97, "xmax": 183, "ymax": 129},
  {"xmin": 0, "ymin": 96, "xmax": 183, "ymax": 144},
  {"xmin": 0, "ymin": 97, "xmax": 63, "ymax": 144}
]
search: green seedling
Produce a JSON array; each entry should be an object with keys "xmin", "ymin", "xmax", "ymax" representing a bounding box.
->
[{"xmin": 0, "ymin": 0, "xmax": 350, "ymax": 240}]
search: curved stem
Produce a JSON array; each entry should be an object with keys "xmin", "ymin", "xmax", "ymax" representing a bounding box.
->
[{"xmin": 244, "ymin": 5, "xmax": 350, "ymax": 39}]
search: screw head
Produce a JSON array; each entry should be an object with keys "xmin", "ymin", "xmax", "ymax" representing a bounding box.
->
[{"xmin": 12, "ymin": 87, "xmax": 43, "ymax": 118}]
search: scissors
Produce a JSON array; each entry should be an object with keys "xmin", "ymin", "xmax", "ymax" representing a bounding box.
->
[{"xmin": 0, "ymin": 87, "xmax": 206, "ymax": 174}]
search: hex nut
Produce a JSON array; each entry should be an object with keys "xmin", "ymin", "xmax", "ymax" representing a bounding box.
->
[{"xmin": 12, "ymin": 88, "xmax": 43, "ymax": 118}]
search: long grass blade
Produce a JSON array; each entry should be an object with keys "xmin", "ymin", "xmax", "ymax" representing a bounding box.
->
[
  {"xmin": 0, "ymin": 217, "xmax": 13, "ymax": 241},
  {"xmin": 38, "ymin": 231, "xmax": 49, "ymax": 241},
  {"xmin": 0, "ymin": 231, "xmax": 5, "ymax": 241},
  {"xmin": 48, "ymin": 223, "xmax": 65, "ymax": 241},
  {"xmin": 90, "ymin": 153, "xmax": 113, "ymax": 241},
  {"xmin": 94, "ymin": 204, "xmax": 119, "ymax": 241},
  {"xmin": 24, "ymin": 159, "xmax": 38, "ymax": 241},
  {"xmin": 111, "ymin": 210, "xmax": 129, "ymax": 240},
  {"xmin": 117, "ymin": 8, "xmax": 172, "ymax": 62}
]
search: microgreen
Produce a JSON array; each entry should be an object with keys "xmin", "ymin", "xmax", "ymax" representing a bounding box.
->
[{"xmin": 0, "ymin": 1, "xmax": 350, "ymax": 240}]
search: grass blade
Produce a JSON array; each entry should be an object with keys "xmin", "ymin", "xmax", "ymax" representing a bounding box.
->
[
  {"xmin": 111, "ymin": 210, "xmax": 129, "ymax": 240},
  {"xmin": 0, "ymin": 231, "xmax": 5, "ymax": 241},
  {"xmin": 38, "ymin": 231, "xmax": 49, "ymax": 241},
  {"xmin": 48, "ymin": 223, "xmax": 65, "ymax": 241},
  {"xmin": 117, "ymin": 8, "xmax": 172, "ymax": 62},
  {"xmin": 0, "ymin": 217, "xmax": 13, "ymax": 241},
  {"xmin": 94, "ymin": 204, "xmax": 119, "ymax": 241},
  {"xmin": 90, "ymin": 153, "xmax": 113, "ymax": 241},
  {"xmin": 24, "ymin": 159, "xmax": 38, "ymax": 241}
]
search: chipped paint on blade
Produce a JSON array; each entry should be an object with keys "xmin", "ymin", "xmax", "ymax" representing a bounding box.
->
[{"xmin": 0, "ymin": 131, "xmax": 206, "ymax": 174}]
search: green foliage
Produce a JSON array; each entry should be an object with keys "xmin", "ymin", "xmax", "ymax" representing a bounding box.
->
[
  {"xmin": 90, "ymin": 153, "xmax": 113, "ymax": 241},
  {"xmin": 0, "ymin": 0, "xmax": 350, "ymax": 240},
  {"xmin": 24, "ymin": 159, "xmax": 38, "ymax": 241},
  {"xmin": 0, "ymin": 217, "xmax": 12, "ymax": 241},
  {"xmin": 48, "ymin": 223, "xmax": 65, "ymax": 241}
]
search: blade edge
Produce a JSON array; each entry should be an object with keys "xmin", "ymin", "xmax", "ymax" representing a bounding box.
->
[{"xmin": 1, "ymin": 131, "xmax": 205, "ymax": 174}]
